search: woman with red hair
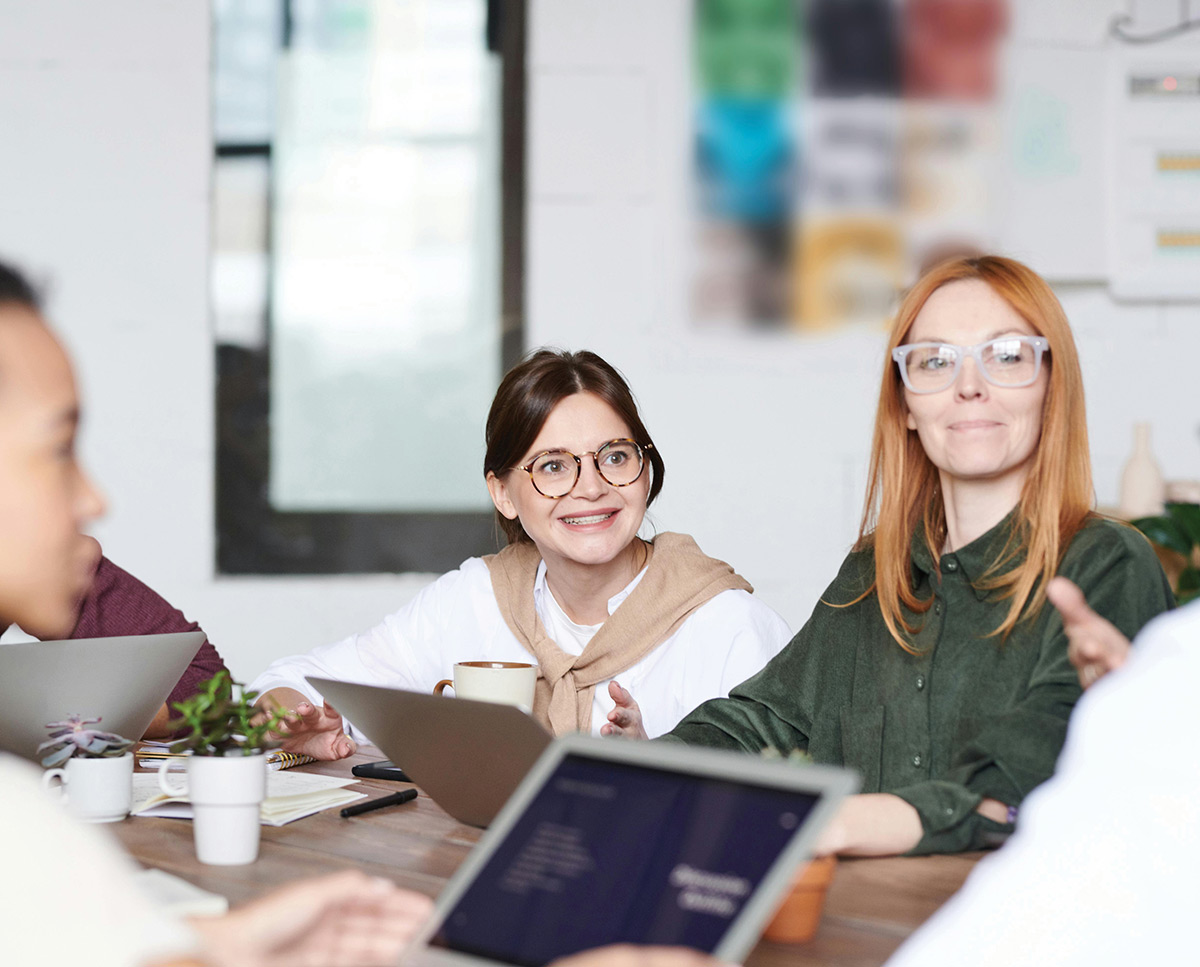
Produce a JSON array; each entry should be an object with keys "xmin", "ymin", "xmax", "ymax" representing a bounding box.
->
[{"xmin": 609, "ymin": 255, "xmax": 1173, "ymax": 856}]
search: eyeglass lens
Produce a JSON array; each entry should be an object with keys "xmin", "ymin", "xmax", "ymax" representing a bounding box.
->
[
  {"xmin": 903, "ymin": 337, "xmax": 1041, "ymax": 393},
  {"xmin": 529, "ymin": 441, "xmax": 644, "ymax": 497}
]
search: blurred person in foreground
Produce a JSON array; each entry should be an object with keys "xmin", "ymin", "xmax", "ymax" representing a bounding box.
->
[
  {"xmin": 0, "ymin": 259, "xmax": 227, "ymax": 737},
  {"xmin": 0, "ymin": 258, "xmax": 723, "ymax": 967},
  {"xmin": 886, "ymin": 597, "xmax": 1199, "ymax": 966},
  {"xmin": 605, "ymin": 255, "xmax": 1173, "ymax": 857},
  {"xmin": 0, "ymin": 258, "xmax": 433, "ymax": 966}
]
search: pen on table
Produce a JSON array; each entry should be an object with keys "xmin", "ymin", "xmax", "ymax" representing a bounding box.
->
[{"xmin": 340, "ymin": 788, "xmax": 418, "ymax": 818}]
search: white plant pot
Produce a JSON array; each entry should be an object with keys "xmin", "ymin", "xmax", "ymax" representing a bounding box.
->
[
  {"xmin": 160, "ymin": 753, "xmax": 266, "ymax": 865},
  {"xmin": 42, "ymin": 752, "xmax": 133, "ymax": 823}
]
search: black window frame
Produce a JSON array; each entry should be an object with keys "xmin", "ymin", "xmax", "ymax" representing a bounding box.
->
[{"xmin": 215, "ymin": 0, "xmax": 526, "ymax": 575}]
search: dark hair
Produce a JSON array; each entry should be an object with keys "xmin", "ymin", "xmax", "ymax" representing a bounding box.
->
[
  {"xmin": 0, "ymin": 259, "xmax": 41, "ymax": 311},
  {"xmin": 484, "ymin": 349, "xmax": 666, "ymax": 544}
]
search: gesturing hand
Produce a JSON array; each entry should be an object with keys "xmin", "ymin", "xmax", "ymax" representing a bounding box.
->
[
  {"xmin": 600, "ymin": 680, "xmax": 649, "ymax": 740},
  {"xmin": 272, "ymin": 698, "xmax": 357, "ymax": 760},
  {"xmin": 1046, "ymin": 576, "xmax": 1132, "ymax": 690}
]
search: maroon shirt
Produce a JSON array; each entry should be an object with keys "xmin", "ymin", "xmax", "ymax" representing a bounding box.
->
[{"xmin": 72, "ymin": 556, "xmax": 228, "ymax": 710}]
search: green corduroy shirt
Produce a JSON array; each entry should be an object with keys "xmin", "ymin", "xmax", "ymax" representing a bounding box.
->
[{"xmin": 664, "ymin": 515, "xmax": 1175, "ymax": 854}]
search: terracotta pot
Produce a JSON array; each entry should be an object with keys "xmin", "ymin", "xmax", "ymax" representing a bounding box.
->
[{"xmin": 762, "ymin": 855, "xmax": 838, "ymax": 944}]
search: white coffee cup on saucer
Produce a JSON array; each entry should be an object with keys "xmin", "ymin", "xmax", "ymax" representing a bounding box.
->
[{"xmin": 42, "ymin": 753, "xmax": 134, "ymax": 823}]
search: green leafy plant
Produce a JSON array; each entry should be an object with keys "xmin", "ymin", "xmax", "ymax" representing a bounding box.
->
[
  {"xmin": 169, "ymin": 671, "xmax": 287, "ymax": 756},
  {"xmin": 38, "ymin": 714, "xmax": 136, "ymax": 767},
  {"xmin": 1134, "ymin": 502, "xmax": 1200, "ymax": 605}
]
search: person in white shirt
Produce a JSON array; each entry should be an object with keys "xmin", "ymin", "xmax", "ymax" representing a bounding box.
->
[
  {"xmin": 253, "ymin": 349, "xmax": 791, "ymax": 758},
  {"xmin": 886, "ymin": 597, "xmax": 1198, "ymax": 966}
]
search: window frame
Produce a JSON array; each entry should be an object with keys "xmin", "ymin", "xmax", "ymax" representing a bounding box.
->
[{"xmin": 214, "ymin": 0, "xmax": 526, "ymax": 575}]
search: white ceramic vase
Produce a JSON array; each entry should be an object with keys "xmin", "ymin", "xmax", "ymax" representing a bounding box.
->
[
  {"xmin": 1119, "ymin": 422, "xmax": 1165, "ymax": 518},
  {"xmin": 42, "ymin": 752, "xmax": 134, "ymax": 823},
  {"xmin": 160, "ymin": 753, "xmax": 266, "ymax": 865}
]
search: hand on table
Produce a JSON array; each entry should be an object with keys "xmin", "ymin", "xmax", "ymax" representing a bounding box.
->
[
  {"xmin": 551, "ymin": 945, "xmax": 733, "ymax": 967},
  {"xmin": 812, "ymin": 793, "xmax": 923, "ymax": 857},
  {"xmin": 260, "ymin": 689, "xmax": 357, "ymax": 760},
  {"xmin": 600, "ymin": 681, "xmax": 649, "ymax": 740},
  {"xmin": 191, "ymin": 870, "xmax": 433, "ymax": 967},
  {"xmin": 1046, "ymin": 576, "xmax": 1132, "ymax": 690}
]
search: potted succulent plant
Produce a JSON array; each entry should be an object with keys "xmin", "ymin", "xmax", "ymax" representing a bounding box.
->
[
  {"xmin": 39, "ymin": 714, "xmax": 136, "ymax": 823},
  {"xmin": 158, "ymin": 671, "xmax": 287, "ymax": 865},
  {"xmin": 1134, "ymin": 502, "xmax": 1200, "ymax": 605},
  {"xmin": 758, "ymin": 747, "xmax": 839, "ymax": 945}
]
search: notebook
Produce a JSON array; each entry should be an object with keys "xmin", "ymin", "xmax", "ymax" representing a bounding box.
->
[
  {"xmin": 308, "ymin": 677, "xmax": 552, "ymax": 827},
  {"xmin": 0, "ymin": 631, "xmax": 206, "ymax": 762},
  {"xmin": 401, "ymin": 733, "xmax": 858, "ymax": 967},
  {"xmin": 129, "ymin": 769, "xmax": 366, "ymax": 825}
]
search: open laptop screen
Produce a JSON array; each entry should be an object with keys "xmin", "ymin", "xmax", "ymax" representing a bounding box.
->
[{"xmin": 429, "ymin": 751, "xmax": 821, "ymax": 966}]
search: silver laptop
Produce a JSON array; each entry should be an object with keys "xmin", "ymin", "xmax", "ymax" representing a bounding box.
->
[
  {"xmin": 400, "ymin": 733, "xmax": 857, "ymax": 967},
  {"xmin": 0, "ymin": 631, "xmax": 206, "ymax": 762},
  {"xmin": 308, "ymin": 677, "xmax": 552, "ymax": 827}
]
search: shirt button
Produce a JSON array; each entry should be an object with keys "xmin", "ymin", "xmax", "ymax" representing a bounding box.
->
[
  {"xmin": 944, "ymin": 807, "xmax": 954, "ymax": 817},
  {"xmin": 912, "ymin": 754, "xmax": 923, "ymax": 767},
  {"xmin": 915, "ymin": 675, "xmax": 926, "ymax": 691},
  {"xmin": 943, "ymin": 559, "xmax": 958, "ymax": 572},
  {"xmin": 933, "ymin": 602, "xmax": 942, "ymax": 615}
]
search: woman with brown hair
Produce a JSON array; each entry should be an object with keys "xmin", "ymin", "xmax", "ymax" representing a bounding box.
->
[
  {"xmin": 607, "ymin": 255, "xmax": 1174, "ymax": 856},
  {"xmin": 250, "ymin": 349, "xmax": 791, "ymax": 758}
]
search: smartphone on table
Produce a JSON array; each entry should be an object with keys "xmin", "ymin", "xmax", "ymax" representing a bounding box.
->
[{"xmin": 351, "ymin": 759, "xmax": 412, "ymax": 782}]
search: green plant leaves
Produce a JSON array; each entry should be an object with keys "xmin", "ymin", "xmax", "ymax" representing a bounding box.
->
[
  {"xmin": 1167, "ymin": 502, "xmax": 1200, "ymax": 548},
  {"xmin": 1134, "ymin": 503, "xmax": 1200, "ymax": 605},
  {"xmin": 1133, "ymin": 512, "xmax": 1193, "ymax": 556},
  {"xmin": 1177, "ymin": 567, "xmax": 1200, "ymax": 606},
  {"xmin": 169, "ymin": 671, "xmax": 286, "ymax": 756}
]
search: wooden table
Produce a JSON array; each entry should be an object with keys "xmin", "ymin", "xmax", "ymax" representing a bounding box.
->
[{"xmin": 112, "ymin": 750, "xmax": 981, "ymax": 967}]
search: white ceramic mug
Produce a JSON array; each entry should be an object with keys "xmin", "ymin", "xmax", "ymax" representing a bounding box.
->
[
  {"xmin": 159, "ymin": 754, "xmax": 267, "ymax": 866},
  {"xmin": 42, "ymin": 753, "xmax": 134, "ymax": 823},
  {"xmin": 434, "ymin": 661, "xmax": 537, "ymax": 713}
]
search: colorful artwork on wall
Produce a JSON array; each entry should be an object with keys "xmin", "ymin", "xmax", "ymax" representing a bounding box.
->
[{"xmin": 691, "ymin": 0, "xmax": 1008, "ymax": 332}]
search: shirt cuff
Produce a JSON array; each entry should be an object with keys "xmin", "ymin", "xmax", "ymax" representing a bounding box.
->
[{"xmin": 891, "ymin": 779, "xmax": 1013, "ymax": 854}]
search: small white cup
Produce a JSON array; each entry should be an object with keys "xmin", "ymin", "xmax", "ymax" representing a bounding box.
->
[
  {"xmin": 42, "ymin": 753, "xmax": 134, "ymax": 823},
  {"xmin": 434, "ymin": 661, "xmax": 537, "ymax": 713}
]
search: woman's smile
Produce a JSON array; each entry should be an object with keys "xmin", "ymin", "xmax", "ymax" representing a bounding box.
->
[{"xmin": 558, "ymin": 509, "xmax": 619, "ymax": 528}]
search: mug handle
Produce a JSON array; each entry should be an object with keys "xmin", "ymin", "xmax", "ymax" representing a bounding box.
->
[
  {"xmin": 433, "ymin": 679, "xmax": 454, "ymax": 696},
  {"xmin": 41, "ymin": 768, "xmax": 67, "ymax": 801},
  {"xmin": 158, "ymin": 758, "xmax": 187, "ymax": 798}
]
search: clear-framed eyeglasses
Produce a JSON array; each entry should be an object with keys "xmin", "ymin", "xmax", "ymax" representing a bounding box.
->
[
  {"xmin": 514, "ymin": 439, "xmax": 653, "ymax": 499},
  {"xmin": 892, "ymin": 335, "xmax": 1050, "ymax": 395}
]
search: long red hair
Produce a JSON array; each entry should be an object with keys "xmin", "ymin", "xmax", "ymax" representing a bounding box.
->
[{"xmin": 856, "ymin": 255, "xmax": 1094, "ymax": 650}]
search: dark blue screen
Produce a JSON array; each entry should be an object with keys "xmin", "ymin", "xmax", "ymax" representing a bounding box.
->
[{"xmin": 429, "ymin": 754, "xmax": 820, "ymax": 966}]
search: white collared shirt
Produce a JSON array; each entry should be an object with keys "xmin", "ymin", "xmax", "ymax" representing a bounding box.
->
[{"xmin": 249, "ymin": 555, "xmax": 792, "ymax": 738}]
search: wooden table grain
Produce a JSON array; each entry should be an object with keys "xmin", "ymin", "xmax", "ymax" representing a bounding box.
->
[{"xmin": 111, "ymin": 749, "xmax": 981, "ymax": 967}]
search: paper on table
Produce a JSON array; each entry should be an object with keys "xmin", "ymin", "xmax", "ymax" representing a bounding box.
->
[
  {"xmin": 130, "ymin": 771, "xmax": 367, "ymax": 826},
  {"xmin": 134, "ymin": 868, "xmax": 229, "ymax": 918}
]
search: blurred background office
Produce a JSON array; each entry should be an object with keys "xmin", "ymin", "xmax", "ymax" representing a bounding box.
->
[{"xmin": 0, "ymin": 0, "xmax": 1197, "ymax": 678}]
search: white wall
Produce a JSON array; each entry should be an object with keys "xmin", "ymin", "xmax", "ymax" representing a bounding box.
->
[
  {"xmin": 0, "ymin": 0, "xmax": 435, "ymax": 675},
  {"xmin": 525, "ymin": 0, "xmax": 1200, "ymax": 633},
  {"xmin": 0, "ymin": 0, "xmax": 1196, "ymax": 678}
]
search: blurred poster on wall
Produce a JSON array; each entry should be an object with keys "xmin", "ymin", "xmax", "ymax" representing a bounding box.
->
[{"xmin": 691, "ymin": 0, "xmax": 1008, "ymax": 333}]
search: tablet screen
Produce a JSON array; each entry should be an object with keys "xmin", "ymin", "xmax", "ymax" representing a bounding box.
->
[{"xmin": 429, "ymin": 752, "xmax": 821, "ymax": 966}]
